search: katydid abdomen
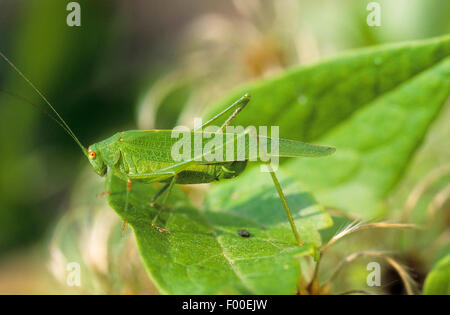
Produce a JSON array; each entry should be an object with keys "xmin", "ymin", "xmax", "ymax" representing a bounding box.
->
[{"xmin": 172, "ymin": 161, "xmax": 248, "ymax": 184}]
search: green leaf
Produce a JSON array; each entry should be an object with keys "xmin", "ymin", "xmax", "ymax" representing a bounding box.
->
[
  {"xmin": 284, "ymin": 56, "xmax": 450, "ymax": 217},
  {"xmin": 423, "ymin": 253, "xmax": 450, "ymax": 295},
  {"xmin": 208, "ymin": 36, "xmax": 450, "ymax": 142},
  {"xmin": 106, "ymin": 168, "xmax": 331, "ymax": 294}
]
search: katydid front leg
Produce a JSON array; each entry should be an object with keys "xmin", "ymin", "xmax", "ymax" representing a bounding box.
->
[{"xmin": 121, "ymin": 179, "xmax": 133, "ymax": 235}]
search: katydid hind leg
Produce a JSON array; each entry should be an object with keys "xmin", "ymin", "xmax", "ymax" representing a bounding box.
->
[
  {"xmin": 128, "ymin": 170, "xmax": 177, "ymax": 181},
  {"xmin": 219, "ymin": 94, "xmax": 250, "ymax": 132},
  {"xmin": 267, "ymin": 169, "xmax": 303, "ymax": 245},
  {"xmin": 195, "ymin": 93, "xmax": 250, "ymax": 131},
  {"xmin": 246, "ymin": 127, "xmax": 303, "ymax": 245}
]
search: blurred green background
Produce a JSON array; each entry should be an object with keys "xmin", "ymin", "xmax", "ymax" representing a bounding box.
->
[{"xmin": 0, "ymin": 0, "xmax": 448, "ymax": 294}]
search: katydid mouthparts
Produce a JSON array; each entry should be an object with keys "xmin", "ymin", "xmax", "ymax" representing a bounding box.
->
[{"xmin": 0, "ymin": 51, "xmax": 335, "ymax": 245}]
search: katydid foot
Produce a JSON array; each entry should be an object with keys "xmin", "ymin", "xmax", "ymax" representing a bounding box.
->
[
  {"xmin": 150, "ymin": 201, "xmax": 174, "ymax": 211},
  {"xmin": 96, "ymin": 190, "xmax": 110, "ymax": 198},
  {"xmin": 121, "ymin": 219, "xmax": 128, "ymax": 237},
  {"xmin": 150, "ymin": 202, "xmax": 171, "ymax": 233},
  {"xmin": 151, "ymin": 221, "xmax": 170, "ymax": 233}
]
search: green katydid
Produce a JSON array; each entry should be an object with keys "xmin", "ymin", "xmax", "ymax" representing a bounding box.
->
[{"xmin": 0, "ymin": 51, "xmax": 335, "ymax": 245}]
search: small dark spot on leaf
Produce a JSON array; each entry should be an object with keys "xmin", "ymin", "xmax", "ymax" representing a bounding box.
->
[{"xmin": 237, "ymin": 229, "xmax": 251, "ymax": 237}]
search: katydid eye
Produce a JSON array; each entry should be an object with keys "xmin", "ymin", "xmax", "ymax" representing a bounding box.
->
[{"xmin": 89, "ymin": 150, "xmax": 96, "ymax": 159}]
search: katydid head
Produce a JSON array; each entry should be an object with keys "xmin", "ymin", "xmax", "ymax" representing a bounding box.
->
[{"xmin": 87, "ymin": 144, "xmax": 107, "ymax": 177}]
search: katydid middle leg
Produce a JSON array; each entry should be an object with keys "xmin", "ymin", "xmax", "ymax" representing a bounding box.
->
[
  {"xmin": 151, "ymin": 176, "xmax": 177, "ymax": 232},
  {"xmin": 126, "ymin": 170, "xmax": 177, "ymax": 232},
  {"xmin": 150, "ymin": 181, "xmax": 171, "ymax": 208}
]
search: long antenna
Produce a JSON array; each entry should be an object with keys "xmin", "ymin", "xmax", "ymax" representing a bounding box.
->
[
  {"xmin": 0, "ymin": 89, "xmax": 74, "ymax": 137},
  {"xmin": 0, "ymin": 51, "xmax": 88, "ymax": 157}
]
